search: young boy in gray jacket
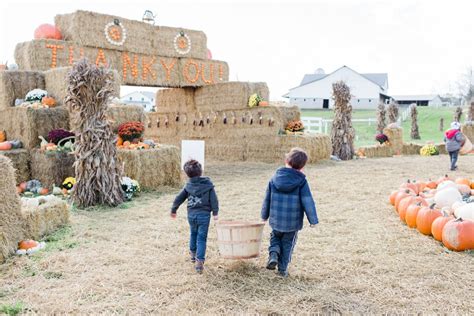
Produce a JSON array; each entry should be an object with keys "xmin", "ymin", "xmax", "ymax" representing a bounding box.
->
[{"xmin": 444, "ymin": 121, "xmax": 465, "ymax": 171}]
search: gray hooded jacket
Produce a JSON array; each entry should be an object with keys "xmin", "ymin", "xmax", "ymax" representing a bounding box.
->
[{"xmin": 171, "ymin": 177, "xmax": 219, "ymax": 216}]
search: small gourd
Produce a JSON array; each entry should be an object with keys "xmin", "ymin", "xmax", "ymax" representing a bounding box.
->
[{"xmin": 0, "ymin": 141, "xmax": 12, "ymax": 151}]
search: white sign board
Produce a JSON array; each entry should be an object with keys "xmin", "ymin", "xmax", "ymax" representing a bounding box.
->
[{"xmin": 181, "ymin": 140, "xmax": 205, "ymax": 170}]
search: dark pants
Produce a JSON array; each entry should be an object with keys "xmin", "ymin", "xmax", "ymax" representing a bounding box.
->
[
  {"xmin": 449, "ymin": 150, "xmax": 459, "ymax": 170},
  {"xmin": 188, "ymin": 213, "xmax": 211, "ymax": 262},
  {"xmin": 268, "ymin": 230, "xmax": 298, "ymax": 272}
]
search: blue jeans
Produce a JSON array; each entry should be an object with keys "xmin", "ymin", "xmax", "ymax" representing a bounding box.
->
[
  {"xmin": 449, "ymin": 150, "xmax": 459, "ymax": 170},
  {"xmin": 188, "ymin": 213, "xmax": 211, "ymax": 262},
  {"xmin": 268, "ymin": 230, "xmax": 298, "ymax": 273}
]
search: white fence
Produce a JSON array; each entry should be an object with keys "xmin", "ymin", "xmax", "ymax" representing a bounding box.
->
[{"xmin": 301, "ymin": 116, "xmax": 376, "ymax": 134}]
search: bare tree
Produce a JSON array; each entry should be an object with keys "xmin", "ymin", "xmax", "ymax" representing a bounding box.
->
[
  {"xmin": 376, "ymin": 102, "xmax": 386, "ymax": 133},
  {"xmin": 457, "ymin": 66, "xmax": 474, "ymax": 104},
  {"xmin": 410, "ymin": 104, "xmax": 420, "ymax": 139},
  {"xmin": 387, "ymin": 100, "xmax": 399, "ymax": 124},
  {"xmin": 331, "ymin": 81, "xmax": 355, "ymax": 160}
]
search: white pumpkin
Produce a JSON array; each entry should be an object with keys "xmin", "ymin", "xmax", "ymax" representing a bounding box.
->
[
  {"xmin": 434, "ymin": 187, "xmax": 462, "ymax": 208},
  {"xmin": 452, "ymin": 201, "xmax": 467, "ymax": 210},
  {"xmin": 454, "ymin": 203, "xmax": 474, "ymax": 220},
  {"xmin": 437, "ymin": 180, "xmax": 456, "ymax": 191},
  {"xmin": 457, "ymin": 184, "xmax": 471, "ymax": 195}
]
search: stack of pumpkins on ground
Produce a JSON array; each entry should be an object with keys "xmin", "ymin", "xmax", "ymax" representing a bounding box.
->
[{"xmin": 389, "ymin": 176, "xmax": 474, "ymax": 251}]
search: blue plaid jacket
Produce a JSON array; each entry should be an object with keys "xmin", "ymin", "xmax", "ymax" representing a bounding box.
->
[{"xmin": 261, "ymin": 167, "xmax": 318, "ymax": 232}]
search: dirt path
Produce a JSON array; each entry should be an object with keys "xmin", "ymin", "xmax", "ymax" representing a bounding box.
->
[{"xmin": 1, "ymin": 155, "xmax": 473, "ymax": 314}]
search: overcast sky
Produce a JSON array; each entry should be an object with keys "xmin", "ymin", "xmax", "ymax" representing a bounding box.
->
[{"xmin": 1, "ymin": 0, "xmax": 473, "ymax": 100}]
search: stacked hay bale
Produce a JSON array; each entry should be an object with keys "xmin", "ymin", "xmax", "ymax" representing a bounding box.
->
[
  {"xmin": 107, "ymin": 104, "xmax": 146, "ymax": 132},
  {"xmin": 383, "ymin": 127, "xmax": 404, "ymax": 154},
  {"xmin": 21, "ymin": 197, "xmax": 69, "ymax": 240},
  {"xmin": 30, "ymin": 149, "xmax": 75, "ymax": 188},
  {"xmin": 0, "ymin": 149, "xmax": 30, "ymax": 184}
]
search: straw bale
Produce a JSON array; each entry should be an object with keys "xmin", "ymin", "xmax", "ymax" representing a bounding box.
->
[
  {"xmin": 402, "ymin": 143, "xmax": 423, "ymax": 156},
  {"xmin": 194, "ymin": 82, "xmax": 269, "ymax": 112},
  {"xmin": 30, "ymin": 149, "xmax": 75, "ymax": 189},
  {"xmin": 0, "ymin": 107, "xmax": 70, "ymax": 149},
  {"xmin": 383, "ymin": 127, "xmax": 403, "ymax": 155},
  {"xmin": 0, "ymin": 149, "xmax": 31, "ymax": 184},
  {"xmin": 21, "ymin": 197, "xmax": 69, "ymax": 240},
  {"xmin": 0, "ymin": 156, "xmax": 24, "ymax": 263},
  {"xmin": 55, "ymin": 10, "xmax": 208, "ymax": 59},
  {"xmin": 155, "ymin": 88, "xmax": 196, "ymax": 113},
  {"xmin": 0, "ymin": 70, "xmax": 45, "ymax": 110},
  {"xmin": 358, "ymin": 145, "xmax": 393, "ymax": 158},
  {"xmin": 15, "ymin": 39, "xmax": 229, "ymax": 87},
  {"xmin": 461, "ymin": 124, "xmax": 474, "ymax": 143},
  {"xmin": 107, "ymin": 104, "xmax": 146, "ymax": 132},
  {"xmin": 117, "ymin": 146, "xmax": 181, "ymax": 190},
  {"xmin": 436, "ymin": 143, "xmax": 447, "ymax": 155}
]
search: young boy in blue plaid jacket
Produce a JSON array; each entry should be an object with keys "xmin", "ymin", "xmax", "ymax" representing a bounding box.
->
[{"xmin": 261, "ymin": 148, "xmax": 318, "ymax": 277}]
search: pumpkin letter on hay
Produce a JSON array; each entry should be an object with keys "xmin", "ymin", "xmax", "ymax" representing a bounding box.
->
[{"xmin": 66, "ymin": 59, "xmax": 124, "ymax": 207}]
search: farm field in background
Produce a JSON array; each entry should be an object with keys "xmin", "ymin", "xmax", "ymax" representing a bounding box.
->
[{"xmin": 301, "ymin": 107, "xmax": 465, "ymax": 148}]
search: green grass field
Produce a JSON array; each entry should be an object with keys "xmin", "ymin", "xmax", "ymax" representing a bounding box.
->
[{"xmin": 301, "ymin": 107, "xmax": 464, "ymax": 148}]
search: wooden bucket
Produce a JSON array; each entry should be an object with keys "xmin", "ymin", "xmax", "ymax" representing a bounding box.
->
[{"xmin": 216, "ymin": 221, "xmax": 265, "ymax": 259}]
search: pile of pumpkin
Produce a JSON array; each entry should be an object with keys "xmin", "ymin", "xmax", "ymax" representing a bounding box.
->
[
  {"xmin": 0, "ymin": 130, "xmax": 23, "ymax": 151},
  {"xmin": 389, "ymin": 176, "xmax": 474, "ymax": 251},
  {"xmin": 116, "ymin": 121, "xmax": 156, "ymax": 150}
]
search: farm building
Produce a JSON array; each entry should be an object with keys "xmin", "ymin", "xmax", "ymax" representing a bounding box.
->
[
  {"xmin": 284, "ymin": 66, "xmax": 390, "ymax": 110},
  {"xmin": 120, "ymin": 91, "xmax": 156, "ymax": 112},
  {"xmin": 392, "ymin": 94, "xmax": 443, "ymax": 107}
]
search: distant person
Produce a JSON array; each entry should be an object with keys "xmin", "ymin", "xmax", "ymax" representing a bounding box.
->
[
  {"xmin": 444, "ymin": 121, "xmax": 465, "ymax": 171},
  {"xmin": 171, "ymin": 159, "xmax": 219, "ymax": 274},
  {"xmin": 261, "ymin": 148, "xmax": 318, "ymax": 277}
]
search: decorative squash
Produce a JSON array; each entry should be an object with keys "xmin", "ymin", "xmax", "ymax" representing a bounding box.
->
[
  {"xmin": 19, "ymin": 182, "xmax": 27, "ymax": 192},
  {"xmin": 38, "ymin": 187, "xmax": 49, "ymax": 195},
  {"xmin": 41, "ymin": 96, "xmax": 56, "ymax": 107},
  {"xmin": 416, "ymin": 204, "xmax": 442, "ymax": 235},
  {"xmin": 431, "ymin": 211, "xmax": 454, "ymax": 241},
  {"xmin": 442, "ymin": 218, "xmax": 474, "ymax": 251},
  {"xmin": 117, "ymin": 136, "xmax": 124, "ymax": 146},
  {"xmin": 18, "ymin": 240, "xmax": 38, "ymax": 250},
  {"xmin": 34, "ymin": 24, "xmax": 62, "ymax": 40},
  {"xmin": 0, "ymin": 130, "xmax": 5, "ymax": 142},
  {"xmin": 394, "ymin": 190, "xmax": 413, "ymax": 211},
  {"xmin": 454, "ymin": 203, "xmax": 474, "ymax": 221},
  {"xmin": 0, "ymin": 141, "xmax": 12, "ymax": 151},
  {"xmin": 398, "ymin": 196, "xmax": 427, "ymax": 222},
  {"xmin": 406, "ymin": 203, "xmax": 423, "ymax": 228},
  {"xmin": 123, "ymin": 141, "xmax": 131, "ymax": 147},
  {"xmin": 434, "ymin": 187, "xmax": 462, "ymax": 208},
  {"xmin": 455, "ymin": 178, "xmax": 471, "ymax": 187},
  {"xmin": 16, "ymin": 186, "xmax": 23, "ymax": 194}
]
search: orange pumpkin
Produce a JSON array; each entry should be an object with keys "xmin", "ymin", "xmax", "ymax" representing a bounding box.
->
[
  {"xmin": 394, "ymin": 190, "xmax": 413, "ymax": 211},
  {"xmin": 442, "ymin": 218, "xmax": 474, "ymax": 251},
  {"xmin": 41, "ymin": 96, "xmax": 56, "ymax": 107},
  {"xmin": 389, "ymin": 190, "xmax": 398, "ymax": 205},
  {"xmin": 398, "ymin": 196, "xmax": 427, "ymax": 222},
  {"xmin": 117, "ymin": 136, "xmax": 124, "ymax": 146},
  {"xmin": 425, "ymin": 179, "xmax": 437, "ymax": 190},
  {"xmin": 471, "ymin": 182, "xmax": 474, "ymax": 190},
  {"xmin": 18, "ymin": 240, "xmax": 38, "ymax": 250},
  {"xmin": 0, "ymin": 130, "xmax": 5, "ymax": 142},
  {"xmin": 34, "ymin": 24, "xmax": 62, "ymax": 40},
  {"xmin": 406, "ymin": 203, "xmax": 423, "ymax": 228},
  {"xmin": 431, "ymin": 212, "xmax": 454, "ymax": 242},
  {"xmin": 19, "ymin": 182, "xmax": 27, "ymax": 191},
  {"xmin": 416, "ymin": 204, "xmax": 442, "ymax": 235},
  {"xmin": 0, "ymin": 141, "xmax": 12, "ymax": 151},
  {"xmin": 400, "ymin": 180, "xmax": 419, "ymax": 195},
  {"xmin": 436, "ymin": 174, "xmax": 452, "ymax": 185},
  {"xmin": 16, "ymin": 186, "xmax": 23, "ymax": 194},
  {"xmin": 258, "ymin": 101, "xmax": 269, "ymax": 107},
  {"xmin": 38, "ymin": 188, "xmax": 49, "ymax": 195},
  {"xmin": 455, "ymin": 178, "xmax": 471, "ymax": 187}
]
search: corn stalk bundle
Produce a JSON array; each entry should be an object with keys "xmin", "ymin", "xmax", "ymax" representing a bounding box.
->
[
  {"xmin": 467, "ymin": 99, "xmax": 474, "ymax": 124},
  {"xmin": 439, "ymin": 117, "xmax": 444, "ymax": 131},
  {"xmin": 376, "ymin": 102, "xmax": 386, "ymax": 133},
  {"xmin": 454, "ymin": 106, "xmax": 463, "ymax": 123},
  {"xmin": 410, "ymin": 104, "xmax": 420, "ymax": 139},
  {"xmin": 387, "ymin": 100, "xmax": 399, "ymax": 124},
  {"xmin": 66, "ymin": 59, "xmax": 124, "ymax": 208},
  {"xmin": 330, "ymin": 81, "xmax": 354, "ymax": 160}
]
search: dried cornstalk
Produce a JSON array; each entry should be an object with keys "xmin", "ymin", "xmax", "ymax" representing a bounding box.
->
[
  {"xmin": 439, "ymin": 117, "xmax": 444, "ymax": 131},
  {"xmin": 410, "ymin": 104, "xmax": 420, "ymax": 139},
  {"xmin": 66, "ymin": 59, "xmax": 124, "ymax": 208},
  {"xmin": 376, "ymin": 102, "xmax": 386, "ymax": 133},
  {"xmin": 453, "ymin": 106, "xmax": 463, "ymax": 122},
  {"xmin": 387, "ymin": 100, "xmax": 399, "ymax": 124},
  {"xmin": 330, "ymin": 81, "xmax": 354, "ymax": 160},
  {"xmin": 467, "ymin": 99, "xmax": 474, "ymax": 124}
]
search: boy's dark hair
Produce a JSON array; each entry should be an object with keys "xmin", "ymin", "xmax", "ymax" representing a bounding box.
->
[
  {"xmin": 285, "ymin": 148, "xmax": 308, "ymax": 170},
  {"xmin": 184, "ymin": 159, "xmax": 202, "ymax": 178}
]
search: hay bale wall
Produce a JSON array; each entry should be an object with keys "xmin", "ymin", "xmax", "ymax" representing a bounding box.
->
[
  {"xmin": 117, "ymin": 146, "xmax": 181, "ymax": 189},
  {"xmin": 402, "ymin": 143, "xmax": 423, "ymax": 155},
  {"xmin": 55, "ymin": 10, "xmax": 208, "ymax": 59},
  {"xmin": 155, "ymin": 88, "xmax": 196, "ymax": 113},
  {"xmin": 0, "ymin": 156, "xmax": 24, "ymax": 263},
  {"xmin": 194, "ymin": 82, "xmax": 269, "ymax": 112},
  {"xmin": 358, "ymin": 145, "xmax": 393, "ymax": 158},
  {"xmin": 21, "ymin": 198, "xmax": 69, "ymax": 240},
  {"xmin": 0, "ymin": 71, "xmax": 45, "ymax": 109},
  {"xmin": 383, "ymin": 127, "xmax": 404, "ymax": 155},
  {"xmin": 0, "ymin": 107, "xmax": 70, "ymax": 149},
  {"xmin": 107, "ymin": 104, "xmax": 146, "ymax": 132},
  {"xmin": 461, "ymin": 124, "xmax": 474, "ymax": 143},
  {"xmin": 436, "ymin": 143, "xmax": 447, "ymax": 155},
  {"xmin": 30, "ymin": 149, "xmax": 75, "ymax": 188},
  {"xmin": 15, "ymin": 39, "xmax": 229, "ymax": 87},
  {"xmin": 0, "ymin": 149, "xmax": 31, "ymax": 184}
]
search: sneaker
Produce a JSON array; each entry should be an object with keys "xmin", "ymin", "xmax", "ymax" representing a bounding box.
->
[
  {"xmin": 195, "ymin": 260, "xmax": 204, "ymax": 274},
  {"xmin": 190, "ymin": 251, "xmax": 196, "ymax": 263},
  {"xmin": 266, "ymin": 252, "xmax": 278, "ymax": 270},
  {"xmin": 277, "ymin": 270, "xmax": 289, "ymax": 278}
]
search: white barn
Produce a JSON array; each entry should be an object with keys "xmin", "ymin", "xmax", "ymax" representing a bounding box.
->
[
  {"xmin": 392, "ymin": 95, "xmax": 443, "ymax": 107},
  {"xmin": 120, "ymin": 91, "xmax": 156, "ymax": 112},
  {"xmin": 284, "ymin": 66, "xmax": 390, "ymax": 109}
]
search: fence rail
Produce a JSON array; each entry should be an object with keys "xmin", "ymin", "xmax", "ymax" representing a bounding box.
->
[{"xmin": 301, "ymin": 116, "xmax": 377, "ymax": 134}]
